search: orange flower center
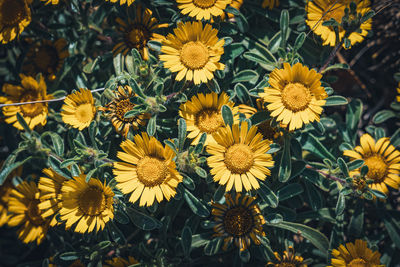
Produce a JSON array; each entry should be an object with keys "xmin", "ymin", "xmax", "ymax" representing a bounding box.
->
[
  {"xmin": 348, "ymin": 258, "xmax": 367, "ymax": 267},
  {"xmin": 126, "ymin": 24, "xmax": 150, "ymax": 49},
  {"xmin": 257, "ymin": 120, "xmax": 280, "ymax": 140},
  {"xmin": 223, "ymin": 206, "xmax": 253, "ymax": 236},
  {"xmin": 180, "ymin": 41, "xmax": 209, "ymax": 70},
  {"xmin": 364, "ymin": 155, "xmax": 388, "ymax": 182},
  {"xmin": 27, "ymin": 200, "xmax": 45, "ymax": 226},
  {"xmin": 193, "ymin": 0, "xmax": 217, "ymax": 8},
  {"xmin": 79, "ymin": 186, "xmax": 106, "ymax": 216},
  {"xmin": 224, "ymin": 144, "xmax": 254, "ymax": 174},
  {"xmin": 33, "ymin": 45, "xmax": 59, "ymax": 75},
  {"xmin": 1, "ymin": 0, "xmax": 26, "ymax": 26},
  {"xmin": 20, "ymin": 90, "xmax": 46, "ymax": 117},
  {"xmin": 281, "ymin": 82, "xmax": 311, "ymax": 112},
  {"xmin": 136, "ymin": 156, "xmax": 168, "ymax": 187},
  {"xmin": 115, "ymin": 99, "xmax": 135, "ymax": 122},
  {"xmin": 324, "ymin": 4, "xmax": 346, "ymax": 23},
  {"xmin": 195, "ymin": 108, "xmax": 224, "ymax": 134}
]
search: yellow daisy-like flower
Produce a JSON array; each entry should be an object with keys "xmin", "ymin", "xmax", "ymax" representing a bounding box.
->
[
  {"xmin": 0, "ymin": 181, "xmax": 13, "ymax": 227},
  {"xmin": 23, "ymin": 38, "xmax": 69, "ymax": 81},
  {"xmin": 0, "ymin": 0, "xmax": 31, "ymax": 44},
  {"xmin": 41, "ymin": 0, "xmax": 60, "ymax": 4},
  {"xmin": 259, "ymin": 62, "xmax": 328, "ymax": 131},
  {"xmin": 38, "ymin": 168, "xmax": 67, "ymax": 227},
  {"xmin": 0, "ymin": 74, "xmax": 52, "ymax": 130},
  {"xmin": 267, "ymin": 246, "xmax": 307, "ymax": 267},
  {"xmin": 104, "ymin": 256, "xmax": 139, "ymax": 267},
  {"xmin": 329, "ymin": 239, "xmax": 384, "ymax": 267},
  {"xmin": 306, "ymin": 0, "xmax": 372, "ymax": 47},
  {"xmin": 113, "ymin": 6, "xmax": 168, "ymax": 60},
  {"xmin": 207, "ymin": 121, "xmax": 274, "ymax": 192},
  {"xmin": 222, "ymin": 0, "xmax": 244, "ymax": 19},
  {"xmin": 61, "ymin": 88, "xmax": 96, "ymax": 130},
  {"xmin": 176, "ymin": 0, "xmax": 231, "ymax": 20},
  {"xmin": 212, "ymin": 193, "xmax": 266, "ymax": 251},
  {"xmin": 105, "ymin": 0, "xmax": 135, "ymax": 6},
  {"xmin": 396, "ymin": 82, "xmax": 400, "ymax": 102},
  {"xmin": 100, "ymin": 85, "xmax": 150, "ymax": 138},
  {"xmin": 179, "ymin": 92, "xmax": 239, "ymax": 145},
  {"xmin": 7, "ymin": 181, "xmax": 49, "ymax": 244},
  {"xmin": 262, "ymin": 0, "xmax": 279, "ymax": 9},
  {"xmin": 160, "ymin": 21, "xmax": 225, "ymax": 85},
  {"xmin": 343, "ymin": 133, "xmax": 400, "ymax": 195},
  {"xmin": 113, "ymin": 132, "xmax": 183, "ymax": 207},
  {"xmin": 60, "ymin": 174, "xmax": 114, "ymax": 233}
]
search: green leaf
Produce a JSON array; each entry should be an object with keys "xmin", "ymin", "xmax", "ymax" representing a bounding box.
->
[
  {"xmin": 322, "ymin": 63, "xmax": 349, "ymax": 73},
  {"xmin": 277, "ymin": 183, "xmax": 304, "ymax": 201},
  {"xmin": 293, "ymin": 32, "xmax": 306, "ymax": 51},
  {"xmin": 373, "ymin": 110, "xmax": 397, "ymax": 124},
  {"xmin": 234, "ymin": 83, "xmax": 250, "ymax": 103},
  {"xmin": 70, "ymin": 164, "xmax": 81, "ymax": 177},
  {"xmin": 113, "ymin": 53, "xmax": 123, "ymax": 75},
  {"xmin": 59, "ymin": 252, "xmax": 79, "ymax": 261},
  {"xmin": 361, "ymin": 10, "xmax": 374, "ymax": 23},
  {"xmin": 224, "ymin": 43, "xmax": 245, "ymax": 60},
  {"xmin": 337, "ymin": 157, "xmax": 349, "ymax": 177},
  {"xmin": 304, "ymin": 181, "xmax": 323, "ymax": 211},
  {"xmin": 278, "ymin": 135, "xmax": 291, "ymax": 182},
  {"xmin": 324, "ymin": 96, "xmax": 348, "ymax": 106},
  {"xmin": 346, "ymin": 99, "xmax": 363, "ymax": 133},
  {"xmin": 348, "ymin": 199, "xmax": 364, "ymax": 237},
  {"xmin": 302, "ymin": 133, "xmax": 336, "ymax": 161},
  {"xmin": 371, "ymin": 189, "xmax": 387, "ymax": 199},
  {"xmin": 48, "ymin": 156, "xmax": 71, "ymax": 178},
  {"xmin": 114, "ymin": 210, "xmax": 129, "ymax": 224},
  {"xmin": 239, "ymin": 249, "xmax": 250, "ymax": 263},
  {"xmin": 183, "ymin": 188, "xmax": 210, "ymax": 217},
  {"xmin": 126, "ymin": 207, "xmax": 162, "ymax": 230},
  {"xmin": 280, "ymin": 10, "xmax": 289, "ymax": 48},
  {"xmin": 181, "ymin": 226, "xmax": 192, "ymax": 258},
  {"xmin": 0, "ymin": 158, "xmax": 29, "ymax": 185},
  {"xmin": 347, "ymin": 159, "xmax": 364, "ymax": 170},
  {"xmin": 243, "ymin": 52, "xmax": 273, "ymax": 65},
  {"xmin": 336, "ymin": 193, "xmax": 345, "ymax": 216},
  {"xmin": 258, "ymin": 182, "xmax": 278, "ymax": 208},
  {"xmin": 250, "ymin": 111, "xmax": 269, "ymax": 125},
  {"xmin": 383, "ymin": 213, "xmax": 400, "ymax": 249},
  {"xmin": 204, "ymin": 238, "xmax": 223, "ymax": 256},
  {"xmin": 302, "ymin": 168, "xmax": 330, "ymax": 191},
  {"xmin": 147, "ymin": 116, "xmax": 157, "ymax": 136},
  {"xmin": 178, "ymin": 118, "xmax": 187, "ymax": 151},
  {"xmin": 390, "ymin": 128, "xmax": 400, "ymax": 147},
  {"xmin": 221, "ymin": 105, "xmax": 234, "ymax": 127},
  {"xmin": 271, "ymin": 221, "xmax": 329, "ymax": 252},
  {"xmin": 16, "ymin": 112, "xmax": 31, "ymax": 133},
  {"xmin": 86, "ymin": 168, "xmax": 97, "ymax": 182},
  {"xmin": 232, "ymin": 70, "xmax": 259, "ymax": 83},
  {"xmin": 195, "ymin": 167, "xmax": 207, "ymax": 178},
  {"xmin": 147, "ymin": 40, "xmax": 162, "ymax": 52}
]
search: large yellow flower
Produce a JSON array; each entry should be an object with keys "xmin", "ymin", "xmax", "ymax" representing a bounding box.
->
[
  {"xmin": 160, "ymin": 21, "xmax": 225, "ymax": 85},
  {"xmin": 306, "ymin": 0, "xmax": 372, "ymax": 47},
  {"xmin": 343, "ymin": 134, "xmax": 400, "ymax": 195},
  {"xmin": 8, "ymin": 181, "xmax": 49, "ymax": 244},
  {"xmin": 113, "ymin": 132, "xmax": 183, "ymax": 207},
  {"xmin": 212, "ymin": 193, "xmax": 266, "ymax": 251},
  {"xmin": 262, "ymin": 0, "xmax": 279, "ymax": 9},
  {"xmin": 207, "ymin": 121, "xmax": 274, "ymax": 192},
  {"xmin": 0, "ymin": 74, "xmax": 52, "ymax": 130},
  {"xmin": 60, "ymin": 174, "xmax": 114, "ymax": 233},
  {"xmin": 267, "ymin": 246, "xmax": 307, "ymax": 267},
  {"xmin": 176, "ymin": 0, "xmax": 231, "ymax": 20},
  {"xmin": 113, "ymin": 6, "xmax": 167, "ymax": 60},
  {"xmin": 259, "ymin": 62, "xmax": 327, "ymax": 131},
  {"xmin": 105, "ymin": 0, "xmax": 135, "ymax": 6},
  {"xmin": 179, "ymin": 92, "xmax": 239, "ymax": 145},
  {"xmin": 23, "ymin": 38, "xmax": 69, "ymax": 81},
  {"xmin": 61, "ymin": 88, "xmax": 96, "ymax": 130},
  {"xmin": 329, "ymin": 239, "xmax": 384, "ymax": 267},
  {"xmin": 0, "ymin": 0, "xmax": 31, "ymax": 44},
  {"xmin": 101, "ymin": 85, "xmax": 150, "ymax": 137},
  {"xmin": 38, "ymin": 168, "xmax": 67, "ymax": 227},
  {"xmin": 104, "ymin": 256, "xmax": 139, "ymax": 267}
]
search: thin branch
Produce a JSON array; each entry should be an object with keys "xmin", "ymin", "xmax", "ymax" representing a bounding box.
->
[{"xmin": 306, "ymin": 164, "xmax": 346, "ymax": 184}]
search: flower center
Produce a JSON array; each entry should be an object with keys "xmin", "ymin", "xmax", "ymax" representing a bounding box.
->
[
  {"xmin": 136, "ymin": 156, "xmax": 168, "ymax": 187},
  {"xmin": 126, "ymin": 24, "xmax": 150, "ymax": 49},
  {"xmin": 195, "ymin": 108, "xmax": 224, "ymax": 134},
  {"xmin": 33, "ymin": 45, "xmax": 59, "ymax": 74},
  {"xmin": 180, "ymin": 41, "xmax": 209, "ymax": 70},
  {"xmin": 20, "ymin": 91, "xmax": 45, "ymax": 117},
  {"xmin": 281, "ymin": 82, "xmax": 311, "ymax": 112},
  {"xmin": 224, "ymin": 144, "xmax": 254, "ymax": 174},
  {"xmin": 1, "ymin": 0, "xmax": 25, "ymax": 26},
  {"xmin": 364, "ymin": 155, "xmax": 388, "ymax": 182},
  {"xmin": 257, "ymin": 120, "xmax": 279, "ymax": 140},
  {"xmin": 223, "ymin": 206, "xmax": 253, "ymax": 236},
  {"xmin": 324, "ymin": 4, "xmax": 346, "ymax": 23},
  {"xmin": 348, "ymin": 258, "xmax": 367, "ymax": 267},
  {"xmin": 75, "ymin": 103, "xmax": 94, "ymax": 123},
  {"xmin": 79, "ymin": 186, "xmax": 106, "ymax": 216},
  {"xmin": 115, "ymin": 99, "xmax": 135, "ymax": 122},
  {"xmin": 192, "ymin": 0, "xmax": 217, "ymax": 8},
  {"xmin": 27, "ymin": 200, "xmax": 45, "ymax": 226}
]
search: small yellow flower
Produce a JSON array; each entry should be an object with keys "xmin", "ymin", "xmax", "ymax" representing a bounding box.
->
[
  {"xmin": 61, "ymin": 88, "xmax": 96, "ymax": 130},
  {"xmin": 0, "ymin": 74, "xmax": 52, "ymax": 130},
  {"xmin": 306, "ymin": 0, "xmax": 372, "ymax": 47},
  {"xmin": 0, "ymin": 181, "xmax": 13, "ymax": 227},
  {"xmin": 0, "ymin": 0, "xmax": 31, "ymax": 44},
  {"xmin": 176, "ymin": 0, "xmax": 232, "ymax": 20},
  {"xmin": 329, "ymin": 239, "xmax": 384, "ymax": 267},
  {"xmin": 212, "ymin": 193, "xmax": 266, "ymax": 251},
  {"xmin": 267, "ymin": 246, "xmax": 307, "ymax": 266},
  {"xmin": 105, "ymin": 0, "xmax": 135, "ymax": 6},
  {"xmin": 207, "ymin": 121, "xmax": 274, "ymax": 192},
  {"xmin": 259, "ymin": 62, "xmax": 328, "ymax": 131},
  {"xmin": 160, "ymin": 21, "xmax": 225, "ymax": 85},
  {"xmin": 343, "ymin": 133, "xmax": 400, "ymax": 195},
  {"xmin": 60, "ymin": 174, "xmax": 114, "ymax": 233},
  {"xmin": 262, "ymin": 0, "xmax": 279, "ymax": 9},
  {"xmin": 104, "ymin": 256, "xmax": 139, "ymax": 267},
  {"xmin": 396, "ymin": 82, "xmax": 400, "ymax": 102}
]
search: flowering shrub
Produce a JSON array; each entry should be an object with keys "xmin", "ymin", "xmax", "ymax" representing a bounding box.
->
[{"xmin": 0, "ymin": 0, "xmax": 399, "ymax": 266}]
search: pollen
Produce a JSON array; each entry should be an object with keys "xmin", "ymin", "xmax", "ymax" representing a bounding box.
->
[
  {"xmin": 192, "ymin": 0, "xmax": 218, "ymax": 8},
  {"xmin": 195, "ymin": 109, "xmax": 224, "ymax": 134},
  {"xmin": 364, "ymin": 155, "xmax": 388, "ymax": 182},
  {"xmin": 223, "ymin": 206, "xmax": 254, "ymax": 236},
  {"xmin": 281, "ymin": 82, "xmax": 312, "ymax": 112},
  {"xmin": 136, "ymin": 156, "xmax": 168, "ymax": 187},
  {"xmin": 180, "ymin": 41, "xmax": 209, "ymax": 70},
  {"xmin": 224, "ymin": 144, "xmax": 254, "ymax": 174}
]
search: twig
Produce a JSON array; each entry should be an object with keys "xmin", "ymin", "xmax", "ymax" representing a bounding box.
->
[{"xmin": 306, "ymin": 164, "xmax": 346, "ymax": 184}]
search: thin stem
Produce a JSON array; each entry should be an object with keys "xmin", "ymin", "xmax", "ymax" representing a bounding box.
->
[{"xmin": 306, "ymin": 164, "xmax": 346, "ymax": 184}]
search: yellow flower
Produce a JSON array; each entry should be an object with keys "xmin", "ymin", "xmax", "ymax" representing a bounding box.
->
[
  {"xmin": 0, "ymin": 0, "xmax": 31, "ymax": 44},
  {"xmin": 160, "ymin": 21, "xmax": 225, "ymax": 85},
  {"xmin": 207, "ymin": 121, "xmax": 274, "ymax": 192},
  {"xmin": 396, "ymin": 82, "xmax": 400, "ymax": 102},
  {"xmin": 104, "ymin": 256, "xmax": 139, "ymax": 267},
  {"xmin": 23, "ymin": 38, "xmax": 69, "ymax": 81},
  {"xmin": 343, "ymin": 133, "xmax": 400, "ymax": 195},
  {"xmin": 179, "ymin": 92, "xmax": 239, "ymax": 145},
  {"xmin": 60, "ymin": 174, "xmax": 114, "ymax": 233},
  {"xmin": 222, "ymin": 0, "xmax": 244, "ymax": 19},
  {"xmin": 259, "ymin": 62, "xmax": 328, "ymax": 131},
  {"xmin": 262, "ymin": 0, "xmax": 279, "ymax": 9},
  {"xmin": 0, "ymin": 74, "xmax": 52, "ymax": 130},
  {"xmin": 100, "ymin": 85, "xmax": 150, "ymax": 137},
  {"xmin": 38, "ymin": 168, "xmax": 67, "ymax": 227},
  {"xmin": 212, "ymin": 193, "xmax": 266, "ymax": 251},
  {"xmin": 113, "ymin": 6, "xmax": 168, "ymax": 60},
  {"xmin": 329, "ymin": 239, "xmax": 384, "ymax": 267},
  {"xmin": 306, "ymin": 0, "xmax": 372, "ymax": 47},
  {"xmin": 41, "ymin": 0, "xmax": 60, "ymax": 4},
  {"xmin": 267, "ymin": 246, "xmax": 307, "ymax": 267},
  {"xmin": 61, "ymin": 88, "xmax": 96, "ymax": 130},
  {"xmin": 8, "ymin": 181, "xmax": 49, "ymax": 244},
  {"xmin": 113, "ymin": 132, "xmax": 183, "ymax": 207},
  {"xmin": 0, "ymin": 181, "xmax": 13, "ymax": 227},
  {"xmin": 176, "ymin": 0, "xmax": 232, "ymax": 20},
  {"xmin": 105, "ymin": 0, "xmax": 135, "ymax": 6}
]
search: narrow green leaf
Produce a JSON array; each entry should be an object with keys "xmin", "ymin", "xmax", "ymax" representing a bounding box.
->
[
  {"xmin": 336, "ymin": 193, "xmax": 345, "ymax": 216},
  {"xmin": 0, "ymin": 159, "xmax": 29, "ymax": 185},
  {"xmin": 258, "ymin": 182, "xmax": 278, "ymax": 208},
  {"xmin": 293, "ymin": 32, "xmax": 306, "ymax": 51},
  {"xmin": 280, "ymin": 10, "xmax": 289, "ymax": 48},
  {"xmin": 59, "ymin": 252, "xmax": 79, "ymax": 261},
  {"xmin": 348, "ymin": 199, "xmax": 364, "ymax": 237},
  {"xmin": 181, "ymin": 226, "xmax": 192, "ymax": 258},
  {"xmin": 16, "ymin": 112, "xmax": 31, "ymax": 133},
  {"xmin": 243, "ymin": 52, "xmax": 272, "ymax": 65},
  {"xmin": 113, "ymin": 53, "xmax": 122, "ymax": 75},
  {"xmin": 337, "ymin": 157, "xmax": 349, "ymax": 177},
  {"xmin": 184, "ymin": 188, "xmax": 210, "ymax": 217},
  {"xmin": 221, "ymin": 105, "xmax": 234, "ymax": 127},
  {"xmin": 278, "ymin": 135, "xmax": 291, "ymax": 182},
  {"xmin": 277, "ymin": 183, "xmax": 304, "ymax": 201},
  {"xmin": 86, "ymin": 168, "xmax": 97, "ymax": 182},
  {"xmin": 234, "ymin": 83, "xmax": 250, "ymax": 103},
  {"xmin": 204, "ymin": 238, "xmax": 223, "ymax": 256},
  {"xmin": 126, "ymin": 207, "xmax": 162, "ymax": 230},
  {"xmin": 178, "ymin": 118, "xmax": 187, "ymax": 151},
  {"xmin": 147, "ymin": 116, "xmax": 157, "ymax": 136},
  {"xmin": 303, "ymin": 133, "xmax": 336, "ymax": 161},
  {"xmin": 304, "ymin": 181, "xmax": 323, "ymax": 211},
  {"xmin": 347, "ymin": 159, "xmax": 364, "ymax": 170},
  {"xmin": 373, "ymin": 110, "xmax": 397, "ymax": 124},
  {"xmin": 383, "ymin": 214, "xmax": 400, "ymax": 249},
  {"xmin": 324, "ymin": 96, "xmax": 348, "ymax": 106},
  {"xmin": 232, "ymin": 70, "xmax": 259, "ymax": 83}
]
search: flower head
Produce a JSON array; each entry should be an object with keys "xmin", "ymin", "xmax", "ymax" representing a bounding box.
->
[
  {"xmin": 267, "ymin": 246, "xmax": 307, "ymax": 267},
  {"xmin": 262, "ymin": 0, "xmax": 279, "ymax": 9},
  {"xmin": 396, "ymin": 82, "xmax": 400, "ymax": 102},
  {"xmin": 160, "ymin": 21, "xmax": 225, "ymax": 85},
  {"xmin": 0, "ymin": 0, "xmax": 31, "ymax": 44},
  {"xmin": 61, "ymin": 88, "xmax": 96, "ymax": 130},
  {"xmin": 176, "ymin": 0, "xmax": 232, "ymax": 20}
]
